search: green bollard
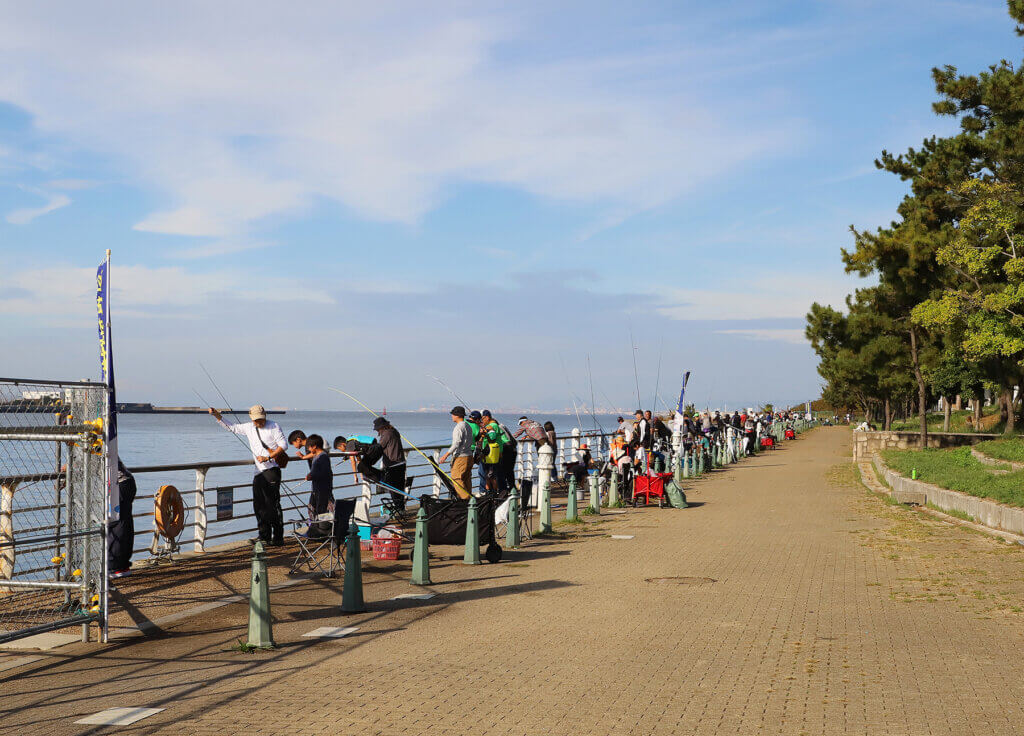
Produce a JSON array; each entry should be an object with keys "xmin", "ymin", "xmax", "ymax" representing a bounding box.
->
[
  {"xmin": 507, "ymin": 489, "xmax": 521, "ymax": 549},
  {"xmin": 608, "ymin": 472, "xmax": 619, "ymax": 507},
  {"xmin": 588, "ymin": 474, "xmax": 600, "ymax": 515},
  {"xmin": 539, "ymin": 481, "xmax": 553, "ymax": 534},
  {"xmin": 411, "ymin": 506, "xmax": 432, "ymax": 585},
  {"xmin": 566, "ymin": 475, "xmax": 578, "ymax": 521},
  {"xmin": 247, "ymin": 541, "xmax": 275, "ymax": 648},
  {"xmin": 464, "ymin": 495, "xmax": 481, "ymax": 564},
  {"xmin": 342, "ymin": 520, "xmax": 366, "ymax": 613}
]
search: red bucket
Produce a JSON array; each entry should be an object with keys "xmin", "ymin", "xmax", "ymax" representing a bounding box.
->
[{"xmin": 371, "ymin": 530, "xmax": 403, "ymax": 561}]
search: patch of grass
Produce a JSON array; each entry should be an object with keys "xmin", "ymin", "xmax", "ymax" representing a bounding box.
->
[
  {"xmin": 926, "ymin": 501, "xmax": 975, "ymax": 523},
  {"xmin": 581, "ymin": 506, "xmax": 599, "ymax": 516},
  {"xmin": 882, "ymin": 446, "xmax": 1024, "ymax": 508},
  {"xmin": 228, "ymin": 639, "xmax": 261, "ymax": 654},
  {"xmin": 974, "ymin": 437, "xmax": 1024, "ymax": 463}
]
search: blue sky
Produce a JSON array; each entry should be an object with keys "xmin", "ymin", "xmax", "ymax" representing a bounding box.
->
[{"xmin": 0, "ymin": 0, "xmax": 1018, "ymax": 412}]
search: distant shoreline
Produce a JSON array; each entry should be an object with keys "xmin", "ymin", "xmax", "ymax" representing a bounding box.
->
[{"xmin": 117, "ymin": 404, "xmax": 286, "ymax": 415}]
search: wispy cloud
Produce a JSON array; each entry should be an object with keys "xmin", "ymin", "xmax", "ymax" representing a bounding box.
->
[
  {"xmin": 0, "ymin": 2, "xmax": 801, "ymax": 249},
  {"xmin": 5, "ymin": 187, "xmax": 71, "ymax": 224},
  {"xmin": 0, "ymin": 263, "xmax": 334, "ymax": 326},
  {"xmin": 715, "ymin": 328, "xmax": 807, "ymax": 345}
]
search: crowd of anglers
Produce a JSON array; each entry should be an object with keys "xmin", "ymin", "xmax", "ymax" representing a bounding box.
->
[{"xmin": 103, "ymin": 402, "xmax": 806, "ymax": 577}]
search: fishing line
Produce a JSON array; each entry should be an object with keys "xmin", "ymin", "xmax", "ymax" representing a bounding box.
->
[
  {"xmin": 557, "ymin": 353, "xmax": 585, "ymax": 434},
  {"xmin": 586, "ymin": 354, "xmax": 604, "ymax": 433},
  {"xmin": 629, "ymin": 326, "xmax": 643, "ymax": 412},
  {"xmin": 428, "ymin": 374, "xmax": 471, "ymax": 410},
  {"xmin": 329, "ymin": 387, "xmax": 458, "ymax": 487},
  {"xmin": 651, "ymin": 337, "xmax": 664, "ymax": 414},
  {"xmin": 197, "ymin": 369, "xmax": 306, "ymax": 516}
]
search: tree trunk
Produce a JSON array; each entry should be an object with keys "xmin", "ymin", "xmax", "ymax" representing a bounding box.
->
[
  {"xmin": 1003, "ymin": 386, "xmax": 1016, "ymax": 435},
  {"xmin": 973, "ymin": 397, "xmax": 982, "ymax": 429},
  {"xmin": 909, "ymin": 327, "xmax": 928, "ymax": 449},
  {"xmin": 942, "ymin": 395, "xmax": 951, "ymax": 433},
  {"xmin": 884, "ymin": 397, "xmax": 892, "ymax": 431}
]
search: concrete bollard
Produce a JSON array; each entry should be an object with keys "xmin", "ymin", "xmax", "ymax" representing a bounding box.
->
[
  {"xmin": 247, "ymin": 541, "xmax": 275, "ymax": 648},
  {"xmin": 539, "ymin": 480, "xmax": 553, "ymax": 534},
  {"xmin": 587, "ymin": 474, "xmax": 600, "ymax": 515},
  {"xmin": 608, "ymin": 472, "xmax": 619, "ymax": 507},
  {"xmin": 342, "ymin": 520, "xmax": 366, "ymax": 613},
  {"xmin": 507, "ymin": 489, "xmax": 521, "ymax": 549},
  {"xmin": 411, "ymin": 506, "xmax": 432, "ymax": 585},
  {"xmin": 566, "ymin": 475, "xmax": 578, "ymax": 521},
  {"xmin": 464, "ymin": 495, "xmax": 481, "ymax": 564}
]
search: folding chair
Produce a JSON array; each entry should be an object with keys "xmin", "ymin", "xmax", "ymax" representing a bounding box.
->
[
  {"xmin": 289, "ymin": 506, "xmax": 343, "ymax": 577},
  {"xmin": 518, "ymin": 479, "xmax": 534, "ymax": 542}
]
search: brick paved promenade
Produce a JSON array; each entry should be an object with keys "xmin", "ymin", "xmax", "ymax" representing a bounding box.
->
[{"xmin": 5, "ymin": 426, "xmax": 1024, "ymax": 735}]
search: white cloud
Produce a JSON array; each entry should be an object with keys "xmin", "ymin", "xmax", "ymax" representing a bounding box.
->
[
  {"xmin": 0, "ymin": 263, "xmax": 333, "ymax": 325},
  {"xmin": 5, "ymin": 188, "xmax": 71, "ymax": 224},
  {"xmin": 715, "ymin": 329, "xmax": 807, "ymax": 345},
  {"xmin": 0, "ymin": 2, "xmax": 800, "ymax": 246}
]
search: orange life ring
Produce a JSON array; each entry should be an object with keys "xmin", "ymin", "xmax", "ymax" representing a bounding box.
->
[{"xmin": 155, "ymin": 484, "xmax": 185, "ymax": 540}]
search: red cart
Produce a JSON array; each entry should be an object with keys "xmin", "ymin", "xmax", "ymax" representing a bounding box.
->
[
  {"xmin": 784, "ymin": 428, "xmax": 796, "ymax": 440},
  {"xmin": 760, "ymin": 436, "xmax": 775, "ymax": 449},
  {"xmin": 633, "ymin": 472, "xmax": 673, "ymax": 508}
]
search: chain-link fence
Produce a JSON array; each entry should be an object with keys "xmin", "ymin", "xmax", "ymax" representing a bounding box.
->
[{"xmin": 0, "ymin": 378, "xmax": 108, "ymax": 644}]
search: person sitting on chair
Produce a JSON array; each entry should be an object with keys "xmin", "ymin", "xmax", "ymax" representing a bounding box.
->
[{"xmin": 304, "ymin": 434, "xmax": 333, "ymax": 538}]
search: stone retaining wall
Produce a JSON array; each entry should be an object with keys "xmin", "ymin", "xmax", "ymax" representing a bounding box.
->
[
  {"xmin": 852, "ymin": 430, "xmax": 998, "ymax": 462},
  {"xmin": 870, "ymin": 454, "xmax": 1024, "ymax": 536}
]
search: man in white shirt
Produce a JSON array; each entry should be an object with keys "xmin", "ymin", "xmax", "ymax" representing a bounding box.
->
[{"xmin": 209, "ymin": 404, "xmax": 287, "ymax": 546}]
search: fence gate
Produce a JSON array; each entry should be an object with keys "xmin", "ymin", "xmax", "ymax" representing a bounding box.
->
[{"xmin": 0, "ymin": 378, "xmax": 109, "ymax": 645}]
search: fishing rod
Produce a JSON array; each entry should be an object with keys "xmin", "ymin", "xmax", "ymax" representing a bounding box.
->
[
  {"xmin": 651, "ymin": 337, "xmax": 664, "ymax": 415},
  {"xmin": 557, "ymin": 354, "xmax": 585, "ymax": 435},
  {"xmin": 194, "ymin": 374, "xmax": 306, "ymax": 516},
  {"xmin": 585, "ymin": 354, "xmax": 604, "ymax": 433},
  {"xmin": 629, "ymin": 326, "xmax": 643, "ymax": 412},
  {"xmin": 328, "ymin": 387, "xmax": 459, "ymax": 487},
  {"xmin": 428, "ymin": 374, "xmax": 471, "ymax": 410}
]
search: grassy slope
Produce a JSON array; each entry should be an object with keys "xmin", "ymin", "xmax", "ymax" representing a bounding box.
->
[
  {"xmin": 881, "ymin": 446, "xmax": 1024, "ymax": 507},
  {"xmin": 974, "ymin": 437, "xmax": 1024, "ymax": 463},
  {"xmin": 889, "ymin": 407, "xmax": 1005, "ymax": 434}
]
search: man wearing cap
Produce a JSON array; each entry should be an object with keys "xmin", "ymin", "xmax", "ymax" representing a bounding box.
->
[
  {"xmin": 373, "ymin": 417, "xmax": 407, "ymax": 512},
  {"xmin": 209, "ymin": 405, "xmax": 287, "ymax": 546},
  {"xmin": 438, "ymin": 406, "xmax": 474, "ymax": 499}
]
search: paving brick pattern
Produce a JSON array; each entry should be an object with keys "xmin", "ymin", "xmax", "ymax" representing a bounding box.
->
[{"xmin": 4, "ymin": 427, "xmax": 1024, "ymax": 735}]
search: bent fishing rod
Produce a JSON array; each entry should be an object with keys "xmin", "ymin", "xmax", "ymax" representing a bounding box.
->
[{"xmin": 328, "ymin": 387, "xmax": 459, "ymax": 488}]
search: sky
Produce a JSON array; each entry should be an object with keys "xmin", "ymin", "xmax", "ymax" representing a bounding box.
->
[{"xmin": 0, "ymin": 0, "xmax": 1019, "ymax": 412}]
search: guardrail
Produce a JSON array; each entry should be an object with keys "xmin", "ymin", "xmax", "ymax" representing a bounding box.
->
[{"xmin": 127, "ymin": 429, "xmax": 615, "ymax": 559}]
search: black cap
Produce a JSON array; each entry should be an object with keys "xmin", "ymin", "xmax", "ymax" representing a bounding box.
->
[
  {"xmin": 481, "ymin": 409, "xmax": 492, "ymax": 418},
  {"xmin": 373, "ymin": 417, "xmax": 389, "ymax": 430},
  {"xmin": 451, "ymin": 405, "xmax": 466, "ymax": 418},
  {"xmin": 469, "ymin": 410, "xmax": 482, "ymax": 421}
]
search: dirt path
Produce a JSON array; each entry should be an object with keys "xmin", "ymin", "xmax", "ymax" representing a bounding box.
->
[{"xmin": 4, "ymin": 427, "xmax": 1024, "ymax": 735}]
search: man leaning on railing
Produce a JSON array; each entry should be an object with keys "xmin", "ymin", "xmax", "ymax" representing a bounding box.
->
[{"xmin": 208, "ymin": 405, "xmax": 287, "ymax": 547}]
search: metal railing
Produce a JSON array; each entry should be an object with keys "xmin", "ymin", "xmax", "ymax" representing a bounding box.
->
[{"xmin": 126, "ymin": 428, "xmax": 615, "ymax": 558}]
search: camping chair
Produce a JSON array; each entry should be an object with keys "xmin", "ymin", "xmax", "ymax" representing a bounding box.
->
[
  {"xmin": 518, "ymin": 479, "xmax": 534, "ymax": 542},
  {"xmin": 290, "ymin": 504, "xmax": 343, "ymax": 577}
]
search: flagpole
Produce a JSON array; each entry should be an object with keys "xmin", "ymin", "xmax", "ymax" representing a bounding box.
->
[{"xmin": 101, "ymin": 249, "xmax": 111, "ymax": 644}]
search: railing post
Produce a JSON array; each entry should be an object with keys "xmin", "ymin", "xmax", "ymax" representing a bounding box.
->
[
  {"xmin": 571, "ymin": 428, "xmax": 581, "ymax": 461},
  {"xmin": 432, "ymin": 451, "xmax": 443, "ymax": 498},
  {"xmin": 557, "ymin": 438, "xmax": 565, "ymax": 479},
  {"xmin": 536, "ymin": 443, "xmax": 554, "ymax": 511},
  {"xmin": 539, "ymin": 480, "xmax": 552, "ymax": 534},
  {"xmin": 1, "ymin": 481, "xmax": 16, "ymax": 581},
  {"xmin": 193, "ymin": 466, "xmax": 208, "ymax": 553}
]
